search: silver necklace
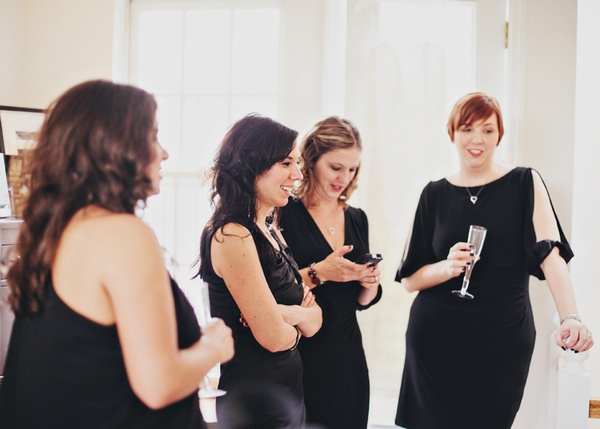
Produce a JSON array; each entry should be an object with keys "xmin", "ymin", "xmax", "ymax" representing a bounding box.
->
[
  {"xmin": 306, "ymin": 203, "xmax": 341, "ymax": 236},
  {"xmin": 465, "ymin": 185, "xmax": 484, "ymax": 204}
]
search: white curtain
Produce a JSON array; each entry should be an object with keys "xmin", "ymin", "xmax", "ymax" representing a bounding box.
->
[{"xmin": 353, "ymin": 39, "xmax": 457, "ymax": 425}]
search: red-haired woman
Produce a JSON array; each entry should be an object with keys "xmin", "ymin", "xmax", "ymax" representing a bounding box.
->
[{"xmin": 395, "ymin": 92, "xmax": 593, "ymax": 429}]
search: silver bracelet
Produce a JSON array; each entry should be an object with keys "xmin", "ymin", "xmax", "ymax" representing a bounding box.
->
[
  {"xmin": 288, "ymin": 326, "xmax": 301, "ymax": 351},
  {"xmin": 559, "ymin": 313, "xmax": 582, "ymax": 325}
]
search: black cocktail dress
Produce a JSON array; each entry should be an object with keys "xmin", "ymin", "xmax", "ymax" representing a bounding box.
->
[
  {"xmin": 201, "ymin": 224, "xmax": 306, "ymax": 429},
  {"xmin": 395, "ymin": 167, "xmax": 573, "ymax": 429},
  {"xmin": 280, "ymin": 199, "xmax": 382, "ymax": 429},
  {"xmin": 0, "ymin": 277, "xmax": 206, "ymax": 429}
]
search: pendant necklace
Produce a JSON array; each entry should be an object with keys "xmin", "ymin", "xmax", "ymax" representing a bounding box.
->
[
  {"xmin": 306, "ymin": 200, "xmax": 342, "ymax": 237},
  {"xmin": 465, "ymin": 185, "xmax": 485, "ymax": 204}
]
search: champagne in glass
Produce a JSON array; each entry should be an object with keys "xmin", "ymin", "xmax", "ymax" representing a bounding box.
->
[
  {"xmin": 198, "ymin": 281, "xmax": 227, "ymax": 399},
  {"xmin": 451, "ymin": 225, "xmax": 487, "ymax": 299}
]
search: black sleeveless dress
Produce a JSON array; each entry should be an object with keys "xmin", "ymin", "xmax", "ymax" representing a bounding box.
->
[
  {"xmin": 0, "ymin": 277, "xmax": 206, "ymax": 429},
  {"xmin": 279, "ymin": 199, "xmax": 382, "ymax": 429},
  {"xmin": 200, "ymin": 223, "xmax": 306, "ymax": 429},
  {"xmin": 395, "ymin": 167, "xmax": 573, "ymax": 429}
]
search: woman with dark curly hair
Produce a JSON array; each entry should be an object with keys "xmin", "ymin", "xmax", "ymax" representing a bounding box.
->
[
  {"xmin": 0, "ymin": 80, "xmax": 233, "ymax": 429},
  {"xmin": 198, "ymin": 114, "xmax": 322, "ymax": 428}
]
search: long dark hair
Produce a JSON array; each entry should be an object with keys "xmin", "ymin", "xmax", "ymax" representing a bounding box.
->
[
  {"xmin": 198, "ymin": 114, "xmax": 298, "ymax": 276},
  {"xmin": 8, "ymin": 80, "xmax": 157, "ymax": 317}
]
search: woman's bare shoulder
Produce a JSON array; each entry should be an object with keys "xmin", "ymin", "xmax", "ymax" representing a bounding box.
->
[
  {"xmin": 213, "ymin": 222, "xmax": 253, "ymax": 243},
  {"xmin": 62, "ymin": 207, "xmax": 160, "ymax": 259}
]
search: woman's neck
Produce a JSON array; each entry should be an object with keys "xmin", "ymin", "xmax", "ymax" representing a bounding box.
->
[
  {"xmin": 451, "ymin": 162, "xmax": 510, "ymax": 186},
  {"xmin": 303, "ymin": 196, "xmax": 343, "ymax": 216},
  {"xmin": 255, "ymin": 204, "xmax": 272, "ymax": 227}
]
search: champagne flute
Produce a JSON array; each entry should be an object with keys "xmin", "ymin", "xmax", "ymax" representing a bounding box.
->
[
  {"xmin": 451, "ymin": 225, "xmax": 487, "ymax": 299},
  {"xmin": 197, "ymin": 281, "xmax": 227, "ymax": 399}
]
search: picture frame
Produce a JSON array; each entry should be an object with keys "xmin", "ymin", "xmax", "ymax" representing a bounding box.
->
[
  {"xmin": 0, "ymin": 105, "xmax": 45, "ymax": 156},
  {"xmin": 0, "ymin": 105, "xmax": 44, "ymax": 218},
  {"xmin": 0, "ymin": 155, "xmax": 11, "ymax": 218}
]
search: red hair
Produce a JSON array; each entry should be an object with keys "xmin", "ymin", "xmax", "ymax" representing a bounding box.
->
[{"xmin": 447, "ymin": 92, "xmax": 504, "ymax": 144}]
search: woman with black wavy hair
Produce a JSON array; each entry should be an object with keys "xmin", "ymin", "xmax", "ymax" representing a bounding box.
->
[{"xmin": 198, "ymin": 114, "xmax": 322, "ymax": 428}]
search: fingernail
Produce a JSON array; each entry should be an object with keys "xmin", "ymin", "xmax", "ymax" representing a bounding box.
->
[
  {"xmin": 466, "ymin": 261, "xmax": 471, "ymax": 265},
  {"xmin": 470, "ymin": 251, "xmax": 475, "ymax": 256},
  {"xmin": 561, "ymin": 346, "xmax": 566, "ymax": 351}
]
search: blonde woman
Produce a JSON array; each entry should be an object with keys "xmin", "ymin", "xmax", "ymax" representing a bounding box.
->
[{"xmin": 278, "ymin": 116, "xmax": 382, "ymax": 429}]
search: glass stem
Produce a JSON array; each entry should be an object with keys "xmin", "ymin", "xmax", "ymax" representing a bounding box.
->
[{"xmin": 460, "ymin": 278, "xmax": 470, "ymax": 295}]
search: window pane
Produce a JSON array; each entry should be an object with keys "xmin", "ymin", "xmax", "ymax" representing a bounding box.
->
[
  {"xmin": 130, "ymin": 3, "xmax": 283, "ymax": 302},
  {"xmin": 184, "ymin": 10, "xmax": 232, "ymax": 94},
  {"xmin": 231, "ymin": 95, "xmax": 278, "ymax": 120},
  {"xmin": 154, "ymin": 95, "xmax": 182, "ymax": 171},
  {"xmin": 180, "ymin": 95, "xmax": 230, "ymax": 171},
  {"xmin": 137, "ymin": 10, "xmax": 183, "ymax": 93},
  {"xmin": 231, "ymin": 9, "xmax": 280, "ymax": 94}
]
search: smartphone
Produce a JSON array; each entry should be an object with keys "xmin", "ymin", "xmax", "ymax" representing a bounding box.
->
[{"xmin": 355, "ymin": 253, "xmax": 383, "ymax": 267}]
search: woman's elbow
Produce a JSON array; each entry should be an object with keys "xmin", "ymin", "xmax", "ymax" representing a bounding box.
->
[
  {"xmin": 256, "ymin": 330, "xmax": 293, "ymax": 353},
  {"xmin": 301, "ymin": 310, "xmax": 322, "ymax": 338},
  {"xmin": 401, "ymin": 278, "xmax": 419, "ymax": 293},
  {"xmin": 132, "ymin": 382, "xmax": 179, "ymax": 410}
]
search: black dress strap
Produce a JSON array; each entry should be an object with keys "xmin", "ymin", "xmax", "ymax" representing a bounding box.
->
[{"xmin": 268, "ymin": 224, "xmax": 304, "ymax": 286}]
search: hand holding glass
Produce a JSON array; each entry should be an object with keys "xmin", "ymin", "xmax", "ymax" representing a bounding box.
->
[
  {"xmin": 451, "ymin": 225, "xmax": 487, "ymax": 299},
  {"xmin": 197, "ymin": 282, "xmax": 227, "ymax": 398}
]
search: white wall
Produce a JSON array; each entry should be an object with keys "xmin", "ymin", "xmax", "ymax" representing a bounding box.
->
[
  {"xmin": 509, "ymin": 1, "xmax": 599, "ymax": 428},
  {"xmin": 0, "ymin": 0, "xmax": 25, "ymax": 105},
  {"xmin": 0, "ymin": 0, "xmax": 116, "ymax": 109},
  {"xmin": 517, "ymin": 0, "xmax": 577, "ymax": 230},
  {"xmin": 572, "ymin": 1, "xmax": 600, "ymax": 427},
  {"xmin": 278, "ymin": 0, "xmax": 325, "ymax": 133}
]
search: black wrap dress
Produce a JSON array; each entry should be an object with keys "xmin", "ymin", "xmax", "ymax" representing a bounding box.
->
[
  {"xmin": 395, "ymin": 167, "xmax": 573, "ymax": 429},
  {"xmin": 279, "ymin": 199, "xmax": 382, "ymax": 429}
]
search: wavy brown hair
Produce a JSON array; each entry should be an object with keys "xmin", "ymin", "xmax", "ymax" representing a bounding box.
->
[
  {"xmin": 7, "ymin": 80, "xmax": 157, "ymax": 317},
  {"xmin": 294, "ymin": 116, "xmax": 362, "ymax": 207}
]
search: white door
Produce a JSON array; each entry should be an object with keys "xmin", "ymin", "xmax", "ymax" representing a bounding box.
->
[{"xmin": 341, "ymin": 1, "xmax": 508, "ymax": 426}]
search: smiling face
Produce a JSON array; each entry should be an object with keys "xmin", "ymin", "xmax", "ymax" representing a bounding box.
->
[
  {"xmin": 255, "ymin": 143, "xmax": 303, "ymax": 212},
  {"xmin": 452, "ymin": 113, "xmax": 499, "ymax": 170},
  {"xmin": 312, "ymin": 147, "xmax": 361, "ymax": 203}
]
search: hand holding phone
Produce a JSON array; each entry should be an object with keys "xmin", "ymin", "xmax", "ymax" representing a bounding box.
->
[{"xmin": 355, "ymin": 253, "xmax": 383, "ymax": 267}]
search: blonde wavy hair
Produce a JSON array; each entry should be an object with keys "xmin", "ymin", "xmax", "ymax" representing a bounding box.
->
[{"xmin": 294, "ymin": 116, "xmax": 362, "ymax": 207}]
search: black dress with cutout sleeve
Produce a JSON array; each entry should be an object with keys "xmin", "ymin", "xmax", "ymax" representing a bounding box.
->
[{"xmin": 395, "ymin": 167, "xmax": 572, "ymax": 429}]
